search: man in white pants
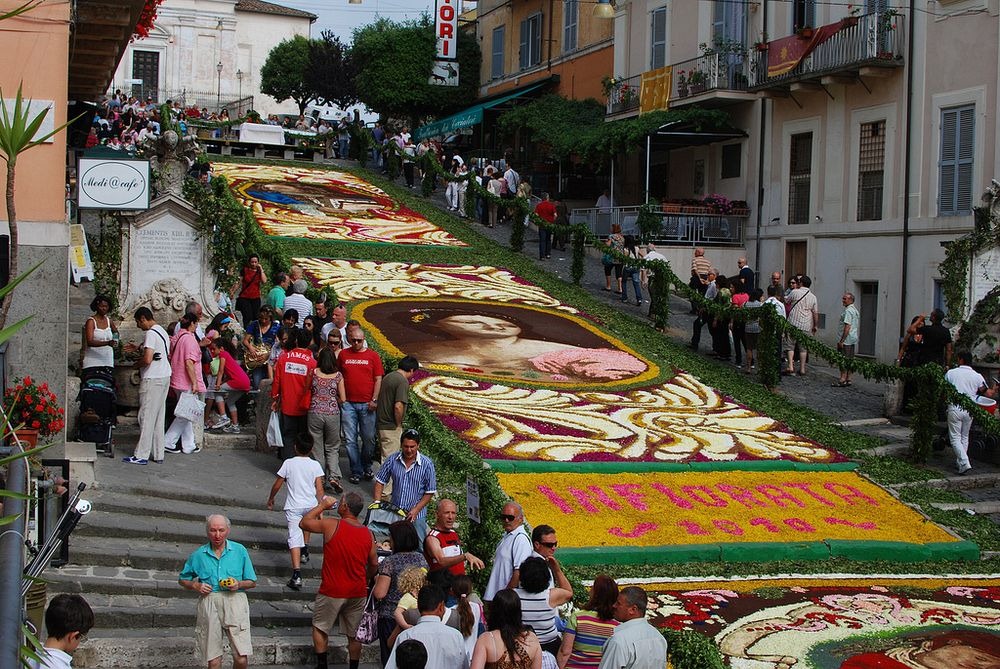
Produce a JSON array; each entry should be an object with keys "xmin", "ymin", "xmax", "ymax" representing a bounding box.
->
[
  {"xmin": 944, "ymin": 350, "xmax": 994, "ymax": 476},
  {"xmin": 123, "ymin": 307, "xmax": 171, "ymax": 465}
]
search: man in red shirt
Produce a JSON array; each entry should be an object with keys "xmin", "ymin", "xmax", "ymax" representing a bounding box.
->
[
  {"xmin": 339, "ymin": 324, "xmax": 383, "ymax": 484},
  {"xmin": 424, "ymin": 498, "xmax": 484, "ymax": 576},
  {"xmin": 534, "ymin": 192, "xmax": 557, "ymax": 260},
  {"xmin": 299, "ymin": 492, "xmax": 377, "ymax": 669},
  {"xmin": 235, "ymin": 254, "xmax": 267, "ymax": 327},
  {"xmin": 271, "ymin": 328, "xmax": 317, "ymax": 460}
]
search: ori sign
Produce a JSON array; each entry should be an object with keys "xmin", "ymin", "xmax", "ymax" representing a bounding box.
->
[
  {"xmin": 78, "ymin": 158, "xmax": 150, "ymax": 210},
  {"xmin": 435, "ymin": 0, "xmax": 460, "ymax": 60}
]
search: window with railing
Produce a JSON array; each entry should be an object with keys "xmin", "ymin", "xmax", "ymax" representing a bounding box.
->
[
  {"xmin": 788, "ymin": 132, "xmax": 812, "ymax": 225},
  {"xmin": 563, "ymin": 0, "xmax": 578, "ymax": 52},
  {"xmin": 938, "ymin": 105, "xmax": 975, "ymax": 215},
  {"xmin": 857, "ymin": 120, "xmax": 885, "ymax": 221}
]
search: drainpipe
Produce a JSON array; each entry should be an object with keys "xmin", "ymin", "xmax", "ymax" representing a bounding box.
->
[
  {"xmin": 0, "ymin": 451, "xmax": 27, "ymax": 666},
  {"xmin": 752, "ymin": 0, "xmax": 769, "ymax": 271},
  {"xmin": 547, "ymin": 0, "xmax": 554, "ymax": 71},
  {"xmin": 899, "ymin": 0, "xmax": 915, "ymax": 340}
]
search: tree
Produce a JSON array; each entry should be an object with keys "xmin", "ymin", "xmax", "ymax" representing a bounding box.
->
[
  {"xmin": 350, "ymin": 16, "xmax": 480, "ymax": 126},
  {"xmin": 306, "ymin": 30, "xmax": 357, "ymax": 110},
  {"xmin": 260, "ymin": 35, "xmax": 315, "ymax": 114}
]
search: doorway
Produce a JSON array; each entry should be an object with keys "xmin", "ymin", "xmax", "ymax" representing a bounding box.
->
[
  {"xmin": 857, "ymin": 281, "xmax": 878, "ymax": 356},
  {"xmin": 784, "ymin": 241, "xmax": 807, "ymax": 283}
]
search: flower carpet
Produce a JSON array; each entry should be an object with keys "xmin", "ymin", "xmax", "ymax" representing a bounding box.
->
[
  {"xmin": 495, "ymin": 471, "xmax": 971, "ymax": 563},
  {"xmin": 212, "ymin": 162, "xmax": 466, "ymax": 246},
  {"xmin": 636, "ymin": 576, "xmax": 1000, "ymax": 668},
  {"xmin": 300, "ymin": 255, "xmax": 974, "ymax": 565}
]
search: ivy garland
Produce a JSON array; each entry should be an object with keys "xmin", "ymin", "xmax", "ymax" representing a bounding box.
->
[
  {"xmin": 939, "ymin": 205, "xmax": 1000, "ymax": 322},
  {"xmin": 88, "ymin": 212, "xmax": 126, "ymax": 315}
]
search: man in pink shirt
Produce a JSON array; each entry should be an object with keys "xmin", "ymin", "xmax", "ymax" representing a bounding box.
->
[{"xmin": 165, "ymin": 314, "xmax": 207, "ymax": 455}]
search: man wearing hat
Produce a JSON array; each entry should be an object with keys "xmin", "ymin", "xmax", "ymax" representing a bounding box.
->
[{"xmin": 284, "ymin": 280, "xmax": 313, "ymax": 327}]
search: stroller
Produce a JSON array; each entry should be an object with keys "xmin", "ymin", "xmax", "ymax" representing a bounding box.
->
[
  {"xmin": 77, "ymin": 367, "xmax": 116, "ymax": 458},
  {"xmin": 364, "ymin": 500, "xmax": 407, "ymax": 558}
]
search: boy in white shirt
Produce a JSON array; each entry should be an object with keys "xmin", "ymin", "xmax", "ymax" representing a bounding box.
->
[
  {"xmin": 267, "ymin": 439, "xmax": 325, "ymax": 590},
  {"xmin": 29, "ymin": 594, "xmax": 94, "ymax": 668}
]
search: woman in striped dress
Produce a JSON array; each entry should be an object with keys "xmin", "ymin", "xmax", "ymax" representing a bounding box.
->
[{"xmin": 555, "ymin": 575, "xmax": 619, "ymax": 668}]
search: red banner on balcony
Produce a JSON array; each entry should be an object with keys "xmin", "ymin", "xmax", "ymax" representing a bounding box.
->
[{"xmin": 767, "ymin": 20, "xmax": 850, "ymax": 78}]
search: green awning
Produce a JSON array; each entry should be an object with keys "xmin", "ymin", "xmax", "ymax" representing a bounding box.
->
[{"xmin": 413, "ymin": 82, "xmax": 548, "ymax": 140}]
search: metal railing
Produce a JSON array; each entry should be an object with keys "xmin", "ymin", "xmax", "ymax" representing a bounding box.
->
[
  {"xmin": 570, "ymin": 206, "xmax": 747, "ymax": 247},
  {"xmin": 673, "ymin": 51, "xmax": 751, "ymax": 99},
  {"xmin": 749, "ymin": 11, "xmax": 903, "ymax": 88},
  {"xmin": 605, "ymin": 74, "xmax": 642, "ymax": 115}
]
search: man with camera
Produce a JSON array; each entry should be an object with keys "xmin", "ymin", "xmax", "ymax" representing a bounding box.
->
[{"xmin": 123, "ymin": 307, "xmax": 171, "ymax": 465}]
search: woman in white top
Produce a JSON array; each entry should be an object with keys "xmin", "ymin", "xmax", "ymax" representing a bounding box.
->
[
  {"xmin": 81, "ymin": 295, "xmax": 117, "ymax": 373},
  {"xmin": 513, "ymin": 557, "xmax": 574, "ymax": 656},
  {"xmin": 450, "ymin": 575, "xmax": 484, "ymax": 661}
]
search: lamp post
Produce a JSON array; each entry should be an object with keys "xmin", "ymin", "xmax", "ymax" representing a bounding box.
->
[
  {"xmin": 236, "ymin": 69, "xmax": 243, "ymax": 116},
  {"xmin": 216, "ymin": 61, "xmax": 223, "ymax": 114}
]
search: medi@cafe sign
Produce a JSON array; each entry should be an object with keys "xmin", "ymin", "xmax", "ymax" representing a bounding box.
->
[{"xmin": 78, "ymin": 157, "xmax": 150, "ymax": 210}]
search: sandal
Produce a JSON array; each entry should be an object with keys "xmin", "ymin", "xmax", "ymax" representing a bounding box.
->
[
  {"xmin": 831, "ymin": 381, "xmax": 849, "ymax": 387},
  {"xmin": 328, "ymin": 478, "xmax": 344, "ymax": 494}
]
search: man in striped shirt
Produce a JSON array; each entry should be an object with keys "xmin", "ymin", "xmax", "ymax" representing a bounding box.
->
[{"xmin": 373, "ymin": 428, "xmax": 437, "ymax": 541}]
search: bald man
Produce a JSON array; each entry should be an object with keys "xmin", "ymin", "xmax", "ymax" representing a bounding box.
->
[
  {"xmin": 483, "ymin": 501, "xmax": 532, "ymax": 602},
  {"xmin": 424, "ymin": 499, "xmax": 484, "ymax": 576}
]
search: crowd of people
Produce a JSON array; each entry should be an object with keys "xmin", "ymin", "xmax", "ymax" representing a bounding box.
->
[{"xmin": 161, "ymin": 496, "xmax": 667, "ymax": 669}]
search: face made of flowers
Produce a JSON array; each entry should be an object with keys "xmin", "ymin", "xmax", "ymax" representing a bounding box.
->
[{"xmin": 436, "ymin": 314, "xmax": 521, "ymax": 339}]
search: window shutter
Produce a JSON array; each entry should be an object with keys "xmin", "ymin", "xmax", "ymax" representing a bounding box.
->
[
  {"xmin": 532, "ymin": 14, "xmax": 543, "ymax": 66},
  {"xmin": 519, "ymin": 19, "xmax": 528, "ymax": 70},
  {"xmin": 939, "ymin": 105, "xmax": 974, "ymax": 215},
  {"xmin": 492, "ymin": 27, "xmax": 505, "ymax": 79},
  {"xmin": 650, "ymin": 8, "xmax": 666, "ymax": 70},
  {"xmin": 956, "ymin": 106, "xmax": 975, "ymax": 212}
]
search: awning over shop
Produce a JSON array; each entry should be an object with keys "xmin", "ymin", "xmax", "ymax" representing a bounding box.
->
[
  {"xmin": 413, "ymin": 81, "xmax": 549, "ymax": 141},
  {"xmin": 651, "ymin": 120, "xmax": 748, "ymax": 149}
]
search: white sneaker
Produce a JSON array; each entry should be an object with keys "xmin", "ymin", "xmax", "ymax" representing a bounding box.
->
[
  {"xmin": 210, "ymin": 416, "xmax": 230, "ymax": 430},
  {"xmin": 223, "ymin": 424, "xmax": 241, "ymax": 434}
]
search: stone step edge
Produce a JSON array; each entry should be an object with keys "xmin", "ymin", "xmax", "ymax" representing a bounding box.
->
[
  {"xmin": 88, "ymin": 495, "xmax": 281, "ymax": 528},
  {"xmin": 91, "ymin": 480, "xmax": 282, "ymax": 510}
]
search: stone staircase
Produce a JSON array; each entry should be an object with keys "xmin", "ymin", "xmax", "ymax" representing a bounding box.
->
[{"xmin": 43, "ymin": 418, "xmax": 378, "ymax": 668}]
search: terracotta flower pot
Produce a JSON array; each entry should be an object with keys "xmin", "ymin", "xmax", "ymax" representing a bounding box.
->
[{"xmin": 14, "ymin": 428, "xmax": 39, "ymax": 448}]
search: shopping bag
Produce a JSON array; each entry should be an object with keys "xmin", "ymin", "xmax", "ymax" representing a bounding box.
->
[
  {"xmin": 174, "ymin": 391, "xmax": 203, "ymax": 423},
  {"xmin": 354, "ymin": 591, "xmax": 378, "ymax": 644},
  {"xmin": 266, "ymin": 412, "xmax": 283, "ymax": 450}
]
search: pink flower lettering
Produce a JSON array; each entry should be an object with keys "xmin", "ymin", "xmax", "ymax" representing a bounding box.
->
[
  {"xmin": 677, "ymin": 520, "xmax": 710, "ymax": 536},
  {"xmin": 608, "ymin": 522, "xmax": 659, "ymax": 538},
  {"xmin": 749, "ymin": 517, "xmax": 780, "ymax": 533},
  {"xmin": 537, "ymin": 485, "xmax": 575, "ymax": 514},
  {"xmin": 611, "ymin": 483, "xmax": 649, "ymax": 511}
]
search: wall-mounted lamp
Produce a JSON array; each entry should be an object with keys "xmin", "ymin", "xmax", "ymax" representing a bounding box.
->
[
  {"xmin": 593, "ymin": 0, "xmax": 615, "ymax": 19},
  {"xmin": 348, "ymin": 0, "xmax": 362, "ymax": 4},
  {"xmin": 814, "ymin": 215, "xmax": 823, "ymax": 222}
]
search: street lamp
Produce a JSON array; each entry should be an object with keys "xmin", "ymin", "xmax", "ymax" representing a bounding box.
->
[
  {"xmin": 236, "ymin": 69, "xmax": 243, "ymax": 116},
  {"xmin": 216, "ymin": 61, "xmax": 223, "ymax": 113}
]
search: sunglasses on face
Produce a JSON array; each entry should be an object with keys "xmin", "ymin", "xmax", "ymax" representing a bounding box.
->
[
  {"xmin": 402, "ymin": 428, "xmax": 419, "ymax": 439},
  {"xmin": 499, "ymin": 514, "xmax": 516, "ymax": 522},
  {"xmin": 539, "ymin": 541, "xmax": 558, "ymax": 549},
  {"xmin": 348, "ymin": 338, "xmax": 364, "ymax": 343}
]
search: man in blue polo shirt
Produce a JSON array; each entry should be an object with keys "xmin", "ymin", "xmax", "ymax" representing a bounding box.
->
[
  {"xmin": 373, "ymin": 428, "xmax": 437, "ymax": 541},
  {"xmin": 178, "ymin": 514, "xmax": 258, "ymax": 669}
]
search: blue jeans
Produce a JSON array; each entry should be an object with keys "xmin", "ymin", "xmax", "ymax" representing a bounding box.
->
[
  {"xmin": 341, "ymin": 401, "xmax": 375, "ymax": 477},
  {"xmin": 621, "ymin": 269, "xmax": 642, "ymax": 304},
  {"xmin": 338, "ymin": 138, "xmax": 350, "ymax": 159}
]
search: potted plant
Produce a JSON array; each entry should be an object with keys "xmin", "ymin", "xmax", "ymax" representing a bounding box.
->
[
  {"xmin": 688, "ymin": 69, "xmax": 708, "ymax": 94},
  {"xmin": 796, "ymin": 25, "xmax": 814, "ymax": 39},
  {"xmin": 754, "ymin": 35, "xmax": 769, "ymax": 52},
  {"xmin": 3, "ymin": 376, "xmax": 65, "ymax": 447},
  {"xmin": 844, "ymin": 4, "xmax": 860, "ymax": 27},
  {"xmin": 676, "ymin": 71, "xmax": 689, "ymax": 97}
]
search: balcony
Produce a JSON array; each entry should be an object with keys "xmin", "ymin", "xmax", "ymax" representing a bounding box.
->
[
  {"xmin": 605, "ymin": 74, "xmax": 642, "ymax": 116},
  {"xmin": 748, "ymin": 11, "xmax": 904, "ymax": 91},
  {"xmin": 571, "ymin": 205, "xmax": 748, "ymax": 247},
  {"xmin": 672, "ymin": 51, "xmax": 756, "ymax": 105}
]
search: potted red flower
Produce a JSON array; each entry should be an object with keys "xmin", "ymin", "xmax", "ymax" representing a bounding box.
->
[{"xmin": 3, "ymin": 376, "xmax": 65, "ymax": 447}]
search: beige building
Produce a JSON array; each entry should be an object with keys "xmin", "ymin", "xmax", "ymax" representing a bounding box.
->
[
  {"xmin": 594, "ymin": 0, "xmax": 998, "ymax": 362},
  {"xmin": 108, "ymin": 0, "xmax": 316, "ymax": 115}
]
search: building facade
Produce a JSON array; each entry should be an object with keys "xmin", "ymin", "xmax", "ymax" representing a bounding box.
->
[
  {"xmin": 107, "ymin": 0, "xmax": 315, "ymax": 115},
  {"xmin": 585, "ymin": 0, "xmax": 999, "ymax": 362}
]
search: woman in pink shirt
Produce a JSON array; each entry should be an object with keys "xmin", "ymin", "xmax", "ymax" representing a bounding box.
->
[
  {"xmin": 207, "ymin": 339, "xmax": 251, "ymax": 434},
  {"xmin": 165, "ymin": 314, "xmax": 207, "ymax": 455}
]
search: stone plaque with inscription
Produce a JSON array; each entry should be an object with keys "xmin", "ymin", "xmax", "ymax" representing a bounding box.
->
[
  {"xmin": 119, "ymin": 194, "xmax": 216, "ymax": 321},
  {"xmin": 970, "ymin": 247, "xmax": 1000, "ymax": 316}
]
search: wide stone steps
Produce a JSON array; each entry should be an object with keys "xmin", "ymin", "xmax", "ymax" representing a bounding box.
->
[
  {"xmin": 74, "ymin": 627, "xmax": 381, "ymax": 668},
  {"xmin": 66, "ymin": 535, "xmax": 322, "ymax": 578}
]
